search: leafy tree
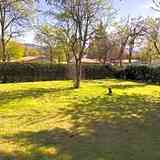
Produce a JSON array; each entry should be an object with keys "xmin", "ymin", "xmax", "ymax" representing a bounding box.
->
[
  {"xmin": 54, "ymin": 42, "xmax": 66, "ymax": 63},
  {"xmin": 0, "ymin": 0, "xmax": 34, "ymax": 62},
  {"xmin": 6, "ymin": 41, "xmax": 25, "ymax": 60},
  {"xmin": 24, "ymin": 47, "xmax": 42, "ymax": 56},
  {"xmin": 54, "ymin": 27, "xmax": 72, "ymax": 64},
  {"xmin": 35, "ymin": 24, "xmax": 58, "ymax": 63},
  {"xmin": 139, "ymin": 41, "xmax": 160, "ymax": 64},
  {"xmin": 88, "ymin": 22, "xmax": 117, "ymax": 64}
]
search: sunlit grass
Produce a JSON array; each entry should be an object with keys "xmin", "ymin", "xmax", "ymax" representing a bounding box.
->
[{"xmin": 0, "ymin": 79, "xmax": 160, "ymax": 160}]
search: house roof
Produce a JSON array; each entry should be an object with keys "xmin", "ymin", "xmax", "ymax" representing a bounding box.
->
[
  {"xmin": 11, "ymin": 55, "xmax": 48, "ymax": 63},
  {"xmin": 70, "ymin": 56, "xmax": 100, "ymax": 64}
]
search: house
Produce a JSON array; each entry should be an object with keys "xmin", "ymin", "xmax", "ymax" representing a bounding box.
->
[
  {"xmin": 70, "ymin": 56, "xmax": 100, "ymax": 64},
  {"xmin": 152, "ymin": 59, "xmax": 160, "ymax": 65}
]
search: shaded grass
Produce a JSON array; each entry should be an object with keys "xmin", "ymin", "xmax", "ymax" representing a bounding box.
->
[{"xmin": 0, "ymin": 79, "xmax": 160, "ymax": 160}]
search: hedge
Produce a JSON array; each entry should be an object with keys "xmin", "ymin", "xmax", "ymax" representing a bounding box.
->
[
  {"xmin": 1, "ymin": 63, "xmax": 159, "ymax": 84},
  {"xmin": 82, "ymin": 64, "xmax": 114, "ymax": 79},
  {"xmin": 0, "ymin": 63, "xmax": 115, "ymax": 83},
  {"xmin": 116, "ymin": 65, "xmax": 160, "ymax": 84}
]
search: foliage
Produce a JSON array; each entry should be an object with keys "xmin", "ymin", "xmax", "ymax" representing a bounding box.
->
[
  {"xmin": 0, "ymin": 63, "xmax": 66, "ymax": 82},
  {"xmin": 35, "ymin": 24, "xmax": 68, "ymax": 63},
  {"xmin": 145, "ymin": 17, "xmax": 160, "ymax": 55},
  {"xmin": 25, "ymin": 47, "xmax": 43, "ymax": 56},
  {"xmin": 116, "ymin": 65, "xmax": 160, "ymax": 83},
  {"xmin": 0, "ymin": 0, "xmax": 34, "ymax": 62},
  {"xmin": 6, "ymin": 41, "xmax": 25, "ymax": 59},
  {"xmin": 0, "ymin": 63, "xmax": 115, "ymax": 83},
  {"xmin": 0, "ymin": 41, "xmax": 25, "ymax": 60},
  {"xmin": 82, "ymin": 64, "xmax": 114, "ymax": 79},
  {"xmin": 88, "ymin": 22, "xmax": 117, "ymax": 64},
  {"xmin": 1, "ymin": 63, "xmax": 160, "ymax": 84},
  {"xmin": 51, "ymin": 0, "xmax": 114, "ymax": 88},
  {"xmin": 139, "ymin": 41, "xmax": 160, "ymax": 64}
]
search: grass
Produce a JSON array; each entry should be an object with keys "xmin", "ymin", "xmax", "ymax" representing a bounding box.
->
[{"xmin": 0, "ymin": 79, "xmax": 160, "ymax": 160}]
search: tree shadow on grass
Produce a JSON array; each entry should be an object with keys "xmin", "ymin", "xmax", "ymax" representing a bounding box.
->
[
  {"xmin": 1, "ymin": 91, "xmax": 160, "ymax": 160},
  {"xmin": 0, "ymin": 151, "xmax": 31, "ymax": 160},
  {"xmin": 0, "ymin": 87, "xmax": 74, "ymax": 107}
]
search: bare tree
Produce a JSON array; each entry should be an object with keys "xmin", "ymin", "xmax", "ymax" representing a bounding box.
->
[
  {"xmin": 152, "ymin": 0, "xmax": 160, "ymax": 11},
  {"xmin": 0, "ymin": 0, "xmax": 34, "ymax": 62},
  {"xmin": 50, "ymin": 0, "xmax": 112, "ymax": 88},
  {"xmin": 116, "ymin": 18, "xmax": 130, "ymax": 66},
  {"xmin": 128, "ymin": 17, "xmax": 146, "ymax": 64},
  {"xmin": 145, "ymin": 17, "xmax": 160, "ymax": 55}
]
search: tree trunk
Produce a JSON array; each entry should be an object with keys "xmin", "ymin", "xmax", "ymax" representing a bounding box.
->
[
  {"xmin": 74, "ymin": 59, "xmax": 81, "ymax": 89},
  {"xmin": 119, "ymin": 57, "xmax": 122, "ymax": 67},
  {"xmin": 153, "ymin": 41, "xmax": 160, "ymax": 55},
  {"xmin": 119, "ymin": 45, "xmax": 125, "ymax": 67},
  {"xmin": 129, "ymin": 44, "xmax": 133, "ymax": 64},
  {"xmin": 103, "ymin": 53, "xmax": 108, "ymax": 64},
  {"xmin": 49, "ymin": 46, "xmax": 53, "ymax": 63},
  {"xmin": 119, "ymin": 48, "xmax": 124, "ymax": 67},
  {"xmin": 58, "ymin": 56, "xmax": 61, "ymax": 64},
  {"xmin": 66, "ymin": 53, "xmax": 70, "ymax": 64},
  {"xmin": 149, "ymin": 56, "xmax": 152, "ymax": 65},
  {"xmin": 1, "ymin": 31, "xmax": 6, "ymax": 62}
]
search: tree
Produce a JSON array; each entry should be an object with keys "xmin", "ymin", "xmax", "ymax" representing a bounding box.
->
[
  {"xmin": 152, "ymin": 0, "xmax": 160, "ymax": 11},
  {"xmin": 54, "ymin": 42, "xmax": 66, "ymax": 63},
  {"xmin": 0, "ymin": 0, "xmax": 34, "ymax": 62},
  {"xmin": 35, "ymin": 24, "xmax": 58, "ymax": 63},
  {"xmin": 55, "ymin": 26, "xmax": 72, "ymax": 64},
  {"xmin": 36, "ymin": 23, "xmax": 72, "ymax": 63},
  {"xmin": 139, "ymin": 40, "xmax": 160, "ymax": 64},
  {"xmin": 6, "ymin": 40, "xmax": 25, "ymax": 60},
  {"xmin": 145, "ymin": 17, "xmax": 160, "ymax": 55},
  {"xmin": 24, "ymin": 47, "xmax": 42, "ymax": 56},
  {"xmin": 88, "ymin": 22, "xmax": 107, "ymax": 63},
  {"xmin": 116, "ymin": 18, "xmax": 130, "ymax": 66},
  {"xmin": 127, "ymin": 17, "xmax": 146, "ymax": 64},
  {"xmin": 51, "ymin": 0, "xmax": 112, "ymax": 88},
  {"xmin": 88, "ymin": 22, "xmax": 117, "ymax": 64}
]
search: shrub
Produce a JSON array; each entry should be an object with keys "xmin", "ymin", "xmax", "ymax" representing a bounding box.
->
[
  {"xmin": 0, "ymin": 63, "xmax": 67, "ymax": 83},
  {"xmin": 116, "ymin": 65, "xmax": 160, "ymax": 84},
  {"xmin": 2, "ymin": 63, "xmax": 159, "ymax": 84},
  {"xmin": 82, "ymin": 64, "xmax": 115, "ymax": 79},
  {"xmin": 0, "ymin": 63, "xmax": 115, "ymax": 83}
]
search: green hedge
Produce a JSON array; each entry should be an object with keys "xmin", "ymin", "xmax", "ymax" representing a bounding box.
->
[
  {"xmin": 0, "ymin": 63, "xmax": 159, "ymax": 84},
  {"xmin": 0, "ymin": 63, "xmax": 114, "ymax": 83},
  {"xmin": 116, "ymin": 65, "xmax": 160, "ymax": 84},
  {"xmin": 0, "ymin": 63, "xmax": 67, "ymax": 83},
  {"xmin": 82, "ymin": 64, "xmax": 114, "ymax": 79}
]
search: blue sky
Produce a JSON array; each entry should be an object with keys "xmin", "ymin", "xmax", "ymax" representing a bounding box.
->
[
  {"xmin": 114, "ymin": 0, "xmax": 158, "ymax": 18},
  {"xmin": 21, "ymin": 0, "xmax": 159, "ymax": 44}
]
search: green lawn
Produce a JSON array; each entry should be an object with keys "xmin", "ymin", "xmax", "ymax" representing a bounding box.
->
[{"xmin": 0, "ymin": 79, "xmax": 160, "ymax": 160}]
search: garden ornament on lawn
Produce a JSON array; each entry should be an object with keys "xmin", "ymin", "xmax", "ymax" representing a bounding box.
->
[{"xmin": 108, "ymin": 87, "xmax": 112, "ymax": 96}]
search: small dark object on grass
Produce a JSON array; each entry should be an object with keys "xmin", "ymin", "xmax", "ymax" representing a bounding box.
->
[{"xmin": 107, "ymin": 87, "xmax": 112, "ymax": 96}]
